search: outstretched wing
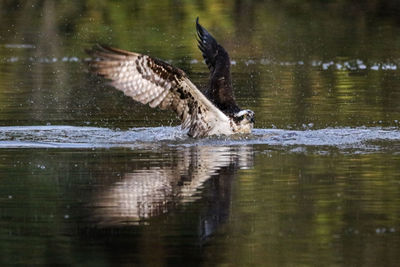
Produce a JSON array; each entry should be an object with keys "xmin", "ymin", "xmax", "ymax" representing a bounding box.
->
[
  {"xmin": 196, "ymin": 18, "xmax": 240, "ymax": 114},
  {"xmin": 87, "ymin": 45, "xmax": 230, "ymax": 138}
]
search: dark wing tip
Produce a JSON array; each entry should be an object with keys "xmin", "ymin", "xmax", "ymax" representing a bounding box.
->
[
  {"xmin": 85, "ymin": 44, "xmax": 127, "ymax": 79},
  {"xmin": 195, "ymin": 17, "xmax": 204, "ymax": 37},
  {"xmin": 195, "ymin": 17, "xmax": 208, "ymax": 41},
  {"xmin": 86, "ymin": 43, "xmax": 107, "ymax": 53},
  {"xmin": 195, "ymin": 17, "xmax": 201, "ymax": 30},
  {"xmin": 86, "ymin": 44, "xmax": 135, "ymax": 60},
  {"xmin": 85, "ymin": 44, "xmax": 98, "ymax": 56},
  {"xmin": 85, "ymin": 44, "xmax": 110, "ymax": 61},
  {"xmin": 195, "ymin": 18, "xmax": 220, "ymax": 71}
]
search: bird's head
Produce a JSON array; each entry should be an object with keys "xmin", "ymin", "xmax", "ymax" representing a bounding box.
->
[{"xmin": 233, "ymin": 109, "xmax": 255, "ymax": 132}]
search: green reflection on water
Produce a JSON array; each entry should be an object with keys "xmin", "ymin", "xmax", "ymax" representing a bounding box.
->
[
  {"xmin": 1, "ymin": 148, "xmax": 399, "ymax": 265},
  {"xmin": 206, "ymin": 149, "xmax": 400, "ymax": 266},
  {"xmin": 1, "ymin": 0, "xmax": 400, "ymax": 266}
]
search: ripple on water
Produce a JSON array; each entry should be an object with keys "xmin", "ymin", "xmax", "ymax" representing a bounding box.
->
[{"xmin": 0, "ymin": 125, "xmax": 399, "ymax": 151}]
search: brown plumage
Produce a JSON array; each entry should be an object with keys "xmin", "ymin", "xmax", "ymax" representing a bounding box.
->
[
  {"xmin": 86, "ymin": 18, "xmax": 254, "ymax": 137},
  {"xmin": 196, "ymin": 17, "xmax": 240, "ymax": 115}
]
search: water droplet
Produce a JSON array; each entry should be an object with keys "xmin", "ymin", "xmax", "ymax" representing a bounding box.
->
[
  {"xmin": 371, "ymin": 64, "xmax": 380, "ymax": 70},
  {"xmin": 37, "ymin": 164, "xmax": 46, "ymax": 169}
]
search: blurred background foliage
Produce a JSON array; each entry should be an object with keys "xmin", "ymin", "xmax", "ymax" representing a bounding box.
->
[{"xmin": 1, "ymin": 0, "xmax": 400, "ymax": 59}]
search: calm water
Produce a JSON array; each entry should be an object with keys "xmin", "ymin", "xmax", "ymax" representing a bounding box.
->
[{"xmin": 1, "ymin": 0, "xmax": 400, "ymax": 266}]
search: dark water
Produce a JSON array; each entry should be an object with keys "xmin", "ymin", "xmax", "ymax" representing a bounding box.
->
[{"xmin": 1, "ymin": 0, "xmax": 400, "ymax": 266}]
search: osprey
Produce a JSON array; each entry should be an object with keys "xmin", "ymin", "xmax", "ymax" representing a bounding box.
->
[{"xmin": 87, "ymin": 18, "xmax": 255, "ymax": 138}]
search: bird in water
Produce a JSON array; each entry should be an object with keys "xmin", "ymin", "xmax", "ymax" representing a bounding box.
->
[{"xmin": 87, "ymin": 17, "xmax": 254, "ymax": 138}]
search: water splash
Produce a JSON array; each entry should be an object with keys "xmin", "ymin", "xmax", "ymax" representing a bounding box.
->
[{"xmin": 0, "ymin": 126, "xmax": 399, "ymax": 151}]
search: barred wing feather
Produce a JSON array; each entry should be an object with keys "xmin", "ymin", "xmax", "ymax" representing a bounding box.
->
[{"xmin": 87, "ymin": 45, "xmax": 230, "ymax": 137}]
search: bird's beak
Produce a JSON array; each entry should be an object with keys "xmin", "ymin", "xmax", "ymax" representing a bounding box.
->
[{"xmin": 250, "ymin": 117, "xmax": 255, "ymax": 124}]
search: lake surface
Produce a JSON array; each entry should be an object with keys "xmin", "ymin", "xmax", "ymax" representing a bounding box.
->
[{"xmin": 1, "ymin": 0, "xmax": 400, "ymax": 266}]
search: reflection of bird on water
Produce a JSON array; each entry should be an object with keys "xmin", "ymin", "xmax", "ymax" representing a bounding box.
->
[
  {"xmin": 89, "ymin": 146, "xmax": 253, "ymax": 228},
  {"xmin": 87, "ymin": 18, "xmax": 255, "ymax": 138}
]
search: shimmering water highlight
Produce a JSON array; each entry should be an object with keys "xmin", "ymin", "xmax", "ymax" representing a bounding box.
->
[{"xmin": 0, "ymin": 126, "xmax": 399, "ymax": 151}]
